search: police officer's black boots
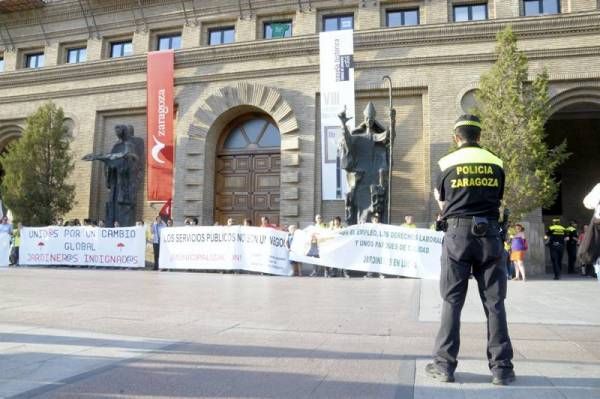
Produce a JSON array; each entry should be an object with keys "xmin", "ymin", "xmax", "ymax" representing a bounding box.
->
[
  {"xmin": 425, "ymin": 363, "xmax": 455, "ymax": 383},
  {"xmin": 491, "ymin": 369, "xmax": 516, "ymax": 385}
]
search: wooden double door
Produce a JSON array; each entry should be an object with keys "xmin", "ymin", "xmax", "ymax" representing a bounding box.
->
[
  {"xmin": 215, "ymin": 153, "xmax": 281, "ymax": 226},
  {"xmin": 215, "ymin": 116, "xmax": 281, "ymax": 226}
]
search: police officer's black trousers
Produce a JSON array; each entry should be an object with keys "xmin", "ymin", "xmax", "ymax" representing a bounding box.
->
[
  {"xmin": 433, "ymin": 219, "xmax": 514, "ymax": 374},
  {"xmin": 549, "ymin": 245, "xmax": 563, "ymax": 279}
]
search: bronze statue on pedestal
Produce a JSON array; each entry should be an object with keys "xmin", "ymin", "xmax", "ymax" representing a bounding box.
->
[
  {"xmin": 83, "ymin": 125, "xmax": 142, "ymax": 227},
  {"xmin": 338, "ymin": 101, "xmax": 395, "ymax": 225}
]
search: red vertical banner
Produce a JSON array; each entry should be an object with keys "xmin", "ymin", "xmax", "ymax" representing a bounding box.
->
[{"xmin": 147, "ymin": 51, "xmax": 174, "ymax": 201}]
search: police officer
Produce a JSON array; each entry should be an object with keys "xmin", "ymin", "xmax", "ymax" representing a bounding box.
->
[
  {"xmin": 545, "ymin": 218, "xmax": 566, "ymax": 279},
  {"xmin": 565, "ymin": 220, "xmax": 578, "ymax": 274},
  {"xmin": 426, "ymin": 114, "xmax": 515, "ymax": 385}
]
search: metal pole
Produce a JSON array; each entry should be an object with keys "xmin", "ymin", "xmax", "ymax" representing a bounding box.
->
[
  {"xmin": 382, "ymin": 76, "xmax": 394, "ymax": 225},
  {"xmin": 77, "ymin": 0, "xmax": 93, "ymax": 39}
]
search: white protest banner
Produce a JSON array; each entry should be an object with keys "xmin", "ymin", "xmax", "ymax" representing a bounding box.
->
[
  {"xmin": 0, "ymin": 233, "xmax": 9, "ymax": 267},
  {"xmin": 159, "ymin": 226, "xmax": 292, "ymax": 276},
  {"xmin": 290, "ymin": 224, "xmax": 443, "ymax": 279},
  {"xmin": 319, "ymin": 29, "xmax": 355, "ymax": 200},
  {"xmin": 20, "ymin": 227, "xmax": 145, "ymax": 267}
]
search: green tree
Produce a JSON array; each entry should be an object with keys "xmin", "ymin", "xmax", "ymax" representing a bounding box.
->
[
  {"xmin": 0, "ymin": 102, "xmax": 75, "ymax": 225},
  {"xmin": 475, "ymin": 26, "xmax": 569, "ymax": 221}
]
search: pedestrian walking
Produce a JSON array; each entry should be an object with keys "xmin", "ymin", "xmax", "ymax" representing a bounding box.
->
[{"xmin": 510, "ymin": 224, "xmax": 527, "ymax": 281}]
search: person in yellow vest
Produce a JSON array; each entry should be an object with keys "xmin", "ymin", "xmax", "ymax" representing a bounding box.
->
[
  {"xmin": 545, "ymin": 218, "xmax": 565, "ymax": 280},
  {"xmin": 426, "ymin": 114, "xmax": 514, "ymax": 386},
  {"xmin": 401, "ymin": 215, "xmax": 417, "ymax": 228}
]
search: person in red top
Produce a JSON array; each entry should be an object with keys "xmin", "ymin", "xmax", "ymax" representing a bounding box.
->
[{"xmin": 260, "ymin": 216, "xmax": 277, "ymax": 229}]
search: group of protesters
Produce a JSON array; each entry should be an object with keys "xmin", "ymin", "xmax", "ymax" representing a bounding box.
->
[
  {"xmin": 3, "ymin": 197, "xmax": 599, "ymax": 282},
  {"xmin": 285, "ymin": 213, "xmax": 419, "ymax": 278}
]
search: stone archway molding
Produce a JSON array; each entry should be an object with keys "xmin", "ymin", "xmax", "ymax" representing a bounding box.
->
[
  {"xmin": 190, "ymin": 82, "xmax": 299, "ymax": 139},
  {"xmin": 548, "ymin": 85, "xmax": 600, "ymax": 116},
  {"xmin": 0, "ymin": 125, "xmax": 24, "ymax": 151}
]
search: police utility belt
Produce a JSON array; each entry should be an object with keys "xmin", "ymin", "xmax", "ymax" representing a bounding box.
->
[{"xmin": 436, "ymin": 216, "xmax": 499, "ymax": 237}]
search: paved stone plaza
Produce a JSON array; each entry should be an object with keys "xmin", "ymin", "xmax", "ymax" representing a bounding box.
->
[{"xmin": 0, "ymin": 267, "xmax": 599, "ymax": 398}]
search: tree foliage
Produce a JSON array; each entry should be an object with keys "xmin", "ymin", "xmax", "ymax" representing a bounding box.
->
[
  {"xmin": 475, "ymin": 26, "xmax": 569, "ymax": 221},
  {"xmin": 0, "ymin": 102, "xmax": 75, "ymax": 225}
]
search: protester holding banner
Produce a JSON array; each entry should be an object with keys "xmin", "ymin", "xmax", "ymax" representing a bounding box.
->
[
  {"xmin": 0, "ymin": 216, "xmax": 13, "ymax": 235},
  {"xmin": 9, "ymin": 222, "xmax": 22, "ymax": 266},
  {"xmin": 427, "ymin": 114, "xmax": 515, "ymax": 386},
  {"xmin": 0, "ymin": 216, "xmax": 11, "ymax": 267},
  {"xmin": 286, "ymin": 225, "xmax": 301, "ymax": 276},
  {"xmin": 364, "ymin": 214, "xmax": 385, "ymax": 279},
  {"xmin": 401, "ymin": 215, "xmax": 417, "ymax": 229},
  {"xmin": 309, "ymin": 215, "xmax": 327, "ymax": 277},
  {"xmin": 330, "ymin": 216, "xmax": 348, "ymax": 278},
  {"xmin": 151, "ymin": 216, "xmax": 165, "ymax": 270}
]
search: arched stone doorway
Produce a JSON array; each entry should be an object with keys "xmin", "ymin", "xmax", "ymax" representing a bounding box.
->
[
  {"xmin": 214, "ymin": 114, "xmax": 281, "ymax": 226},
  {"xmin": 0, "ymin": 128, "xmax": 21, "ymax": 215},
  {"xmin": 543, "ymin": 101, "xmax": 600, "ymax": 226},
  {"xmin": 0, "ymin": 130, "xmax": 22, "ymax": 182}
]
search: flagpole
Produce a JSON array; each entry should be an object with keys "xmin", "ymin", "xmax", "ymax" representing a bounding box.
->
[{"xmin": 382, "ymin": 76, "xmax": 395, "ymax": 225}]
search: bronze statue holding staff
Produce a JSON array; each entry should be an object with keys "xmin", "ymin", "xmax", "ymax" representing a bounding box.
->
[
  {"xmin": 83, "ymin": 125, "xmax": 141, "ymax": 227},
  {"xmin": 338, "ymin": 100, "xmax": 395, "ymax": 225}
]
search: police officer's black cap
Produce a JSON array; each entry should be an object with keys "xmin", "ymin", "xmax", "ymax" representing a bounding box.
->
[{"xmin": 454, "ymin": 114, "xmax": 482, "ymax": 131}]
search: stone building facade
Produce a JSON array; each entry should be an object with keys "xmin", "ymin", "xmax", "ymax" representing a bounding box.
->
[{"xmin": 1, "ymin": 0, "xmax": 599, "ymax": 274}]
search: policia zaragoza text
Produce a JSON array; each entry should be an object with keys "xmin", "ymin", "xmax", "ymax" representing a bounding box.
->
[
  {"xmin": 450, "ymin": 165, "xmax": 500, "ymax": 188},
  {"xmin": 425, "ymin": 114, "xmax": 515, "ymax": 386}
]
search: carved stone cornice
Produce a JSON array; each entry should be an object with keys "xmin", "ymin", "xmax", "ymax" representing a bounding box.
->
[
  {"xmin": 1, "ymin": 12, "xmax": 600, "ymax": 91},
  {"xmin": 0, "ymin": 36, "xmax": 319, "ymax": 88},
  {"xmin": 1, "ymin": 0, "xmax": 298, "ymax": 28},
  {"xmin": 2, "ymin": 64, "xmax": 598, "ymax": 106},
  {"xmin": 356, "ymin": 46, "xmax": 600, "ymax": 69},
  {"xmin": 0, "ymin": 81, "xmax": 146, "ymax": 104},
  {"xmin": 355, "ymin": 12, "xmax": 600, "ymax": 48}
]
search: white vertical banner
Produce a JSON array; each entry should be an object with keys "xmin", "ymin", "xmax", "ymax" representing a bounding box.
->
[{"xmin": 319, "ymin": 30, "xmax": 355, "ymax": 200}]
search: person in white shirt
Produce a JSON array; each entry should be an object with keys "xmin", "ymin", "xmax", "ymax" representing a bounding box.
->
[{"xmin": 581, "ymin": 183, "xmax": 600, "ymax": 281}]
